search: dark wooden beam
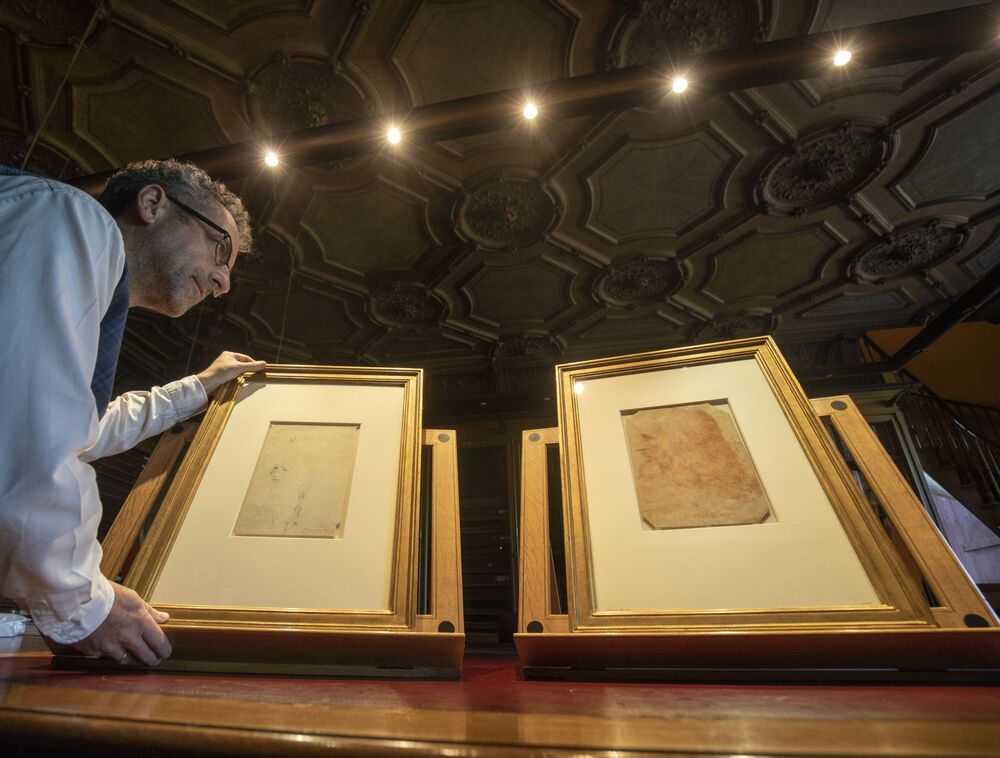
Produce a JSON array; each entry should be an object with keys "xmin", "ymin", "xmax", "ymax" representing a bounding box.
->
[
  {"xmin": 69, "ymin": 3, "xmax": 1000, "ymax": 193},
  {"xmin": 888, "ymin": 261, "xmax": 1000, "ymax": 372}
]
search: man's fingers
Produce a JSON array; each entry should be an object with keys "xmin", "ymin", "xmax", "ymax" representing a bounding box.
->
[
  {"xmin": 142, "ymin": 621, "xmax": 173, "ymax": 661},
  {"xmin": 69, "ymin": 584, "xmax": 173, "ymax": 667},
  {"xmin": 197, "ymin": 352, "xmax": 265, "ymax": 394},
  {"xmin": 148, "ymin": 604, "xmax": 170, "ymax": 623},
  {"xmin": 124, "ymin": 638, "xmax": 161, "ymax": 667},
  {"xmin": 143, "ymin": 604, "xmax": 173, "ymax": 659},
  {"xmin": 232, "ymin": 354, "xmax": 266, "ymax": 369},
  {"xmin": 220, "ymin": 351, "xmax": 264, "ymax": 367}
]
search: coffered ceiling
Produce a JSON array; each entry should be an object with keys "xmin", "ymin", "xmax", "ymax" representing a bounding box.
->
[{"xmin": 3, "ymin": 0, "xmax": 999, "ymax": 419}]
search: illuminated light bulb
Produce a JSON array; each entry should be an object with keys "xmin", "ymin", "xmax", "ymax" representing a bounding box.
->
[
  {"xmin": 523, "ymin": 102, "xmax": 538, "ymax": 120},
  {"xmin": 671, "ymin": 76, "xmax": 689, "ymax": 94},
  {"xmin": 387, "ymin": 127, "xmax": 401, "ymax": 144},
  {"xmin": 833, "ymin": 49, "xmax": 852, "ymax": 66},
  {"xmin": 264, "ymin": 151, "xmax": 279, "ymax": 167}
]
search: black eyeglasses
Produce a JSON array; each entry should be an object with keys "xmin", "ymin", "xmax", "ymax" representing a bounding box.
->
[{"xmin": 166, "ymin": 194, "xmax": 233, "ymax": 268}]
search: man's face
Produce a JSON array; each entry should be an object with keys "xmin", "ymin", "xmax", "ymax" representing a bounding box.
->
[{"xmin": 137, "ymin": 196, "xmax": 242, "ymax": 317}]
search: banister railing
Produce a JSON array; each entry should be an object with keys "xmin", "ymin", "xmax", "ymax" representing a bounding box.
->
[{"xmin": 897, "ymin": 390, "xmax": 1000, "ymax": 513}]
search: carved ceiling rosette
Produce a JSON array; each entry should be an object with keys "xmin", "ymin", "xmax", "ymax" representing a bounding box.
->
[
  {"xmin": 367, "ymin": 284, "xmax": 446, "ymax": 331},
  {"xmin": 458, "ymin": 176, "xmax": 558, "ymax": 249},
  {"xmin": 0, "ymin": 0, "xmax": 102, "ymax": 46},
  {"xmin": 492, "ymin": 333, "xmax": 560, "ymax": 360},
  {"xmin": 608, "ymin": 0, "xmax": 764, "ymax": 70},
  {"xmin": 0, "ymin": 132, "xmax": 84, "ymax": 179},
  {"xmin": 248, "ymin": 54, "xmax": 370, "ymax": 135},
  {"xmin": 759, "ymin": 123, "xmax": 891, "ymax": 214},
  {"xmin": 852, "ymin": 222, "xmax": 967, "ymax": 282},
  {"xmin": 595, "ymin": 257, "xmax": 683, "ymax": 307},
  {"xmin": 699, "ymin": 311, "xmax": 775, "ymax": 340}
]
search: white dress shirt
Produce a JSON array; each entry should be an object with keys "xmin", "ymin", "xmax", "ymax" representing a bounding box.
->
[{"xmin": 0, "ymin": 173, "xmax": 207, "ymax": 644}]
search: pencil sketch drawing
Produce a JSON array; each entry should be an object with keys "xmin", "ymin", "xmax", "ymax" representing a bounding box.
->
[
  {"xmin": 233, "ymin": 422, "xmax": 360, "ymax": 538},
  {"xmin": 621, "ymin": 401, "xmax": 772, "ymax": 530}
]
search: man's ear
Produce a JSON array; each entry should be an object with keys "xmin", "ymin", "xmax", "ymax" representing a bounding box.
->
[{"xmin": 134, "ymin": 184, "xmax": 168, "ymax": 225}]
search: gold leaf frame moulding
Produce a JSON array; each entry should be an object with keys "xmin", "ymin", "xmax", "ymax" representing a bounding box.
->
[
  {"xmin": 124, "ymin": 364, "xmax": 422, "ymax": 632},
  {"xmin": 555, "ymin": 337, "xmax": 935, "ymax": 634}
]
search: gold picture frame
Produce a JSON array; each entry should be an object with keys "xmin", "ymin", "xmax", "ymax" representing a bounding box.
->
[
  {"xmin": 125, "ymin": 364, "xmax": 423, "ymax": 632},
  {"xmin": 555, "ymin": 337, "xmax": 934, "ymax": 633}
]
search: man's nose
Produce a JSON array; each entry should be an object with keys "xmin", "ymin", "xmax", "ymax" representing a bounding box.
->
[{"xmin": 211, "ymin": 265, "xmax": 231, "ymax": 296}]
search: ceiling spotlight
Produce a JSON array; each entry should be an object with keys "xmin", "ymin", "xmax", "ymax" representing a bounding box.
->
[
  {"xmin": 264, "ymin": 150, "xmax": 279, "ymax": 167},
  {"xmin": 387, "ymin": 127, "xmax": 401, "ymax": 144},
  {"xmin": 523, "ymin": 102, "xmax": 538, "ymax": 120},
  {"xmin": 671, "ymin": 76, "xmax": 689, "ymax": 94},
  {"xmin": 833, "ymin": 49, "xmax": 852, "ymax": 66}
]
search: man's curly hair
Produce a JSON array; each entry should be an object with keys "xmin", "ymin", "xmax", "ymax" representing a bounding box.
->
[{"xmin": 97, "ymin": 159, "xmax": 252, "ymax": 253}]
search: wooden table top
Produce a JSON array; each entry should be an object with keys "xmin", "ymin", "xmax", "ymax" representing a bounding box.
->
[{"xmin": 2, "ymin": 635, "xmax": 999, "ymax": 757}]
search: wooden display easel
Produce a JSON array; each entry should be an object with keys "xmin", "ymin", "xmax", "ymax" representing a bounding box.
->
[
  {"xmin": 84, "ymin": 425, "xmax": 465, "ymax": 678},
  {"xmin": 515, "ymin": 398, "xmax": 1000, "ymax": 681}
]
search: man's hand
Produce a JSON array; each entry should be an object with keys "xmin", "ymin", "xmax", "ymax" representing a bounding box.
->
[
  {"xmin": 45, "ymin": 583, "xmax": 172, "ymax": 666},
  {"xmin": 195, "ymin": 351, "xmax": 266, "ymax": 396}
]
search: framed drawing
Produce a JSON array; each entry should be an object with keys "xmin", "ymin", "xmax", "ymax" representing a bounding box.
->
[
  {"xmin": 515, "ymin": 339, "xmax": 1000, "ymax": 676},
  {"xmin": 96, "ymin": 366, "xmax": 465, "ymax": 678},
  {"xmin": 554, "ymin": 337, "xmax": 933, "ymax": 632},
  {"xmin": 127, "ymin": 364, "xmax": 422, "ymax": 628},
  {"xmin": 89, "ymin": 365, "xmax": 465, "ymax": 676}
]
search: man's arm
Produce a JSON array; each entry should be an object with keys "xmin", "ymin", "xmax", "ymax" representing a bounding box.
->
[
  {"xmin": 82, "ymin": 352, "xmax": 265, "ymax": 462},
  {"xmin": 0, "ymin": 180, "xmax": 135, "ymax": 649}
]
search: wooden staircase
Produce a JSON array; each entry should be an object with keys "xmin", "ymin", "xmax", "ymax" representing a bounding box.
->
[{"xmin": 898, "ymin": 391, "xmax": 1000, "ymax": 537}]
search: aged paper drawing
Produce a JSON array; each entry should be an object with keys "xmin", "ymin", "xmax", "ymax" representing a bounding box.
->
[
  {"xmin": 621, "ymin": 401, "xmax": 772, "ymax": 529},
  {"xmin": 233, "ymin": 422, "xmax": 360, "ymax": 538}
]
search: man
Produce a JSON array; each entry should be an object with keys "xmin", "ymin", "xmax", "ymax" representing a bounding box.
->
[{"xmin": 0, "ymin": 159, "xmax": 266, "ymax": 666}]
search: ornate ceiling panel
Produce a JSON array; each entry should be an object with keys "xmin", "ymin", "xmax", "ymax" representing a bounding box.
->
[
  {"xmin": 585, "ymin": 128, "xmax": 739, "ymax": 241},
  {"xmin": 75, "ymin": 68, "xmax": 228, "ymax": 165},
  {"xmin": 893, "ymin": 86, "xmax": 1000, "ymax": 208},
  {"xmin": 704, "ymin": 225, "xmax": 841, "ymax": 302},
  {"xmin": 809, "ymin": 0, "xmax": 986, "ymax": 28},
  {"xmin": 302, "ymin": 179, "xmax": 436, "ymax": 275},
  {"xmin": 168, "ymin": 0, "xmax": 313, "ymax": 33},
  {"xmin": 3, "ymin": 0, "xmax": 998, "ymax": 417},
  {"xmin": 376, "ymin": 329, "xmax": 482, "ymax": 363},
  {"xmin": 391, "ymin": 0, "xmax": 575, "ymax": 105},
  {"xmin": 463, "ymin": 257, "xmax": 575, "ymax": 326},
  {"xmin": 577, "ymin": 310, "xmax": 677, "ymax": 337},
  {"xmin": 249, "ymin": 284, "xmax": 360, "ymax": 345},
  {"xmin": 233, "ymin": 227, "xmax": 295, "ymax": 285},
  {"xmin": 801, "ymin": 289, "xmax": 913, "ymax": 319},
  {"xmin": 963, "ymin": 231, "xmax": 1000, "ymax": 278}
]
